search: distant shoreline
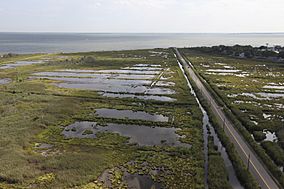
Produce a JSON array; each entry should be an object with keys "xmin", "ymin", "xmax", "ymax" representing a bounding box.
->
[
  {"xmin": 0, "ymin": 32, "xmax": 284, "ymax": 34},
  {"xmin": 1, "ymin": 33, "xmax": 284, "ymax": 54}
]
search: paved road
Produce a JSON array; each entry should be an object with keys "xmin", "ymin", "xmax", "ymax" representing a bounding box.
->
[{"xmin": 173, "ymin": 48, "xmax": 279, "ymax": 189}]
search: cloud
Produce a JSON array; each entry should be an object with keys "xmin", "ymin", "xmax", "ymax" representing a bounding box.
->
[
  {"xmin": 113, "ymin": 0, "xmax": 177, "ymax": 9},
  {"xmin": 0, "ymin": 0, "xmax": 284, "ymax": 32}
]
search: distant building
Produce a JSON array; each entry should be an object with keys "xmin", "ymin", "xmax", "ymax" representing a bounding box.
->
[{"xmin": 239, "ymin": 52, "xmax": 246, "ymax": 58}]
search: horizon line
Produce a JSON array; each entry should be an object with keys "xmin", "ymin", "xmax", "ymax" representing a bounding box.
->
[{"xmin": 0, "ymin": 32, "xmax": 284, "ymax": 34}]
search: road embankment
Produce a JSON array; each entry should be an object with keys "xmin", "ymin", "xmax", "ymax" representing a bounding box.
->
[{"xmin": 173, "ymin": 48, "xmax": 279, "ymax": 189}]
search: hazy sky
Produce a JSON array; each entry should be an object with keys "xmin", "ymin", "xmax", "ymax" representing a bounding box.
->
[{"xmin": 1, "ymin": 0, "xmax": 284, "ymax": 33}]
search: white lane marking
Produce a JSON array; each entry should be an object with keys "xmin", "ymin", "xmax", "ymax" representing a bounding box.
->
[
  {"xmin": 193, "ymin": 67, "xmax": 272, "ymax": 189},
  {"xmin": 177, "ymin": 51, "xmax": 274, "ymax": 189}
]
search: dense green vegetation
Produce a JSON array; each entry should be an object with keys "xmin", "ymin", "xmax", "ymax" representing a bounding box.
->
[
  {"xmin": 253, "ymin": 131, "xmax": 266, "ymax": 142},
  {"xmin": 262, "ymin": 141, "xmax": 284, "ymax": 166},
  {"xmin": 188, "ymin": 45, "xmax": 284, "ymax": 60},
  {"xmin": 181, "ymin": 48, "xmax": 284, "ymax": 187},
  {"xmin": 207, "ymin": 136, "xmax": 232, "ymax": 189}
]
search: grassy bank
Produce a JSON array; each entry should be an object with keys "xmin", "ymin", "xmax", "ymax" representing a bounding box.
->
[{"xmin": 208, "ymin": 135, "xmax": 232, "ymax": 189}]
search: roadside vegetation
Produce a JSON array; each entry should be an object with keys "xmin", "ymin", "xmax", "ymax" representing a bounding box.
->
[
  {"xmin": 181, "ymin": 48, "xmax": 284, "ymax": 187},
  {"xmin": 207, "ymin": 136, "xmax": 232, "ymax": 189},
  {"xmin": 189, "ymin": 45, "xmax": 284, "ymax": 62},
  {"xmin": 176, "ymin": 51, "xmax": 259, "ymax": 189}
]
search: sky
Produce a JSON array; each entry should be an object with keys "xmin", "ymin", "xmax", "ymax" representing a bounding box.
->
[{"xmin": 0, "ymin": 0, "xmax": 284, "ymax": 33}]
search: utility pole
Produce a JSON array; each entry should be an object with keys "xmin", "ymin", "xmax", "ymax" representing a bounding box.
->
[{"xmin": 247, "ymin": 153, "xmax": 251, "ymax": 171}]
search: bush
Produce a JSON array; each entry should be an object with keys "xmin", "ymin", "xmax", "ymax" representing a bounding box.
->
[
  {"xmin": 83, "ymin": 56, "xmax": 96, "ymax": 64},
  {"xmin": 277, "ymin": 128, "xmax": 284, "ymax": 149},
  {"xmin": 262, "ymin": 141, "xmax": 284, "ymax": 166},
  {"xmin": 253, "ymin": 131, "xmax": 266, "ymax": 142}
]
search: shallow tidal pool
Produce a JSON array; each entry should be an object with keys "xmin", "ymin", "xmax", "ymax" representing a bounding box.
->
[{"xmin": 62, "ymin": 121, "xmax": 190, "ymax": 147}]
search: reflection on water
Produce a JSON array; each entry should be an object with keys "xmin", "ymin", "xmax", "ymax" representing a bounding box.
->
[
  {"xmin": 0, "ymin": 60, "xmax": 44, "ymax": 69},
  {"xmin": 228, "ymin": 92, "xmax": 284, "ymax": 100},
  {"xmin": 38, "ymin": 77, "xmax": 152, "ymax": 85},
  {"xmin": 134, "ymin": 64, "xmax": 161, "ymax": 67},
  {"xmin": 62, "ymin": 121, "xmax": 190, "ymax": 147},
  {"xmin": 33, "ymin": 75, "xmax": 175, "ymax": 94},
  {"xmin": 95, "ymin": 108, "xmax": 169, "ymax": 122},
  {"xmin": 58, "ymin": 69, "xmax": 160, "ymax": 75},
  {"xmin": 177, "ymin": 60, "xmax": 209, "ymax": 188},
  {"xmin": 258, "ymin": 92, "xmax": 284, "ymax": 99},
  {"xmin": 99, "ymin": 169, "xmax": 163, "ymax": 189},
  {"xmin": 178, "ymin": 59, "xmax": 243, "ymax": 189},
  {"xmin": 100, "ymin": 92, "xmax": 176, "ymax": 102},
  {"xmin": 2, "ymin": 33, "xmax": 284, "ymax": 54},
  {"xmin": 155, "ymin": 81, "xmax": 175, "ymax": 87},
  {"xmin": 0, "ymin": 78, "xmax": 11, "ymax": 84},
  {"xmin": 263, "ymin": 129, "xmax": 278, "ymax": 142},
  {"xmin": 206, "ymin": 69, "xmax": 241, "ymax": 73},
  {"xmin": 263, "ymin": 85, "xmax": 284, "ymax": 90},
  {"xmin": 123, "ymin": 67, "xmax": 163, "ymax": 71},
  {"xmin": 55, "ymin": 82, "xmax": 175, "ymax": 95},
  {"xmin": 35, "ymin": 143, "xmax": 53, "ymax": 149},
  {"xmin": 124, "ymin": 173, "xmax": 163, "ymax": 189},
  {"xmin": 34, "ymin": 72, "xmax": 157, "ymax": 80},
  {"xmin": 208, "ymin": 124, "xmax": 244, "ymax": 189},
  {"xmin": 33, "ymin": 67, "xmax": 176, "ymax": 95}
]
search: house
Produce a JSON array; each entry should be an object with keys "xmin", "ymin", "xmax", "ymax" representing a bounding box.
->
[{"xmin": 239, "ymin": 52, "xmax": 246, "ymax": 58}]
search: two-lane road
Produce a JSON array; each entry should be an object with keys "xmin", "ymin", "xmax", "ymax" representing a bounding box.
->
[{"xmin": 174, "ymin": 48, "xmax": 279, "ymax": 189}]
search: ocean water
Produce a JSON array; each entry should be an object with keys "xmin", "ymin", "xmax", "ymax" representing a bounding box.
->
[{"xmin": 0, "ymin": 33, "xmax": 284, "ymax": 54}]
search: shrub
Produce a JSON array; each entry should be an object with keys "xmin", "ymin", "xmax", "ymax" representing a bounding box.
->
[
  {"xmin": 261, "ymin": 141, "xmax": 284, "ymax": 166},
  {"xmin": 83, "ymin": 56, "xmax": 96, "ymax": 64},
  {"xmin": 253, "ymin": 131, "xmax": 266, "ymax": 142},
  {"xmin": 208, "ymin": 136, "xmax": 232, "ymax": 189}
]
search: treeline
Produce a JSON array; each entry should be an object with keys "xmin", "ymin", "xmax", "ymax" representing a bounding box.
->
[
  {"xmin": 262, "ymin": 141, "xmax": 284, "ymax": 166},
  {"xmin": 0, "ymin": 53, "xmax": 18, "ymax": 58},
  {"xmin": 188, "ymin": 45, "xmax": 284, "ymax": 60}
]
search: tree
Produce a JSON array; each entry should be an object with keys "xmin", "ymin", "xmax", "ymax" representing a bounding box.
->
[
  {"xmin": 84, "ymin": 56, "xmax": 96, "ymax": 64},
  {"xmin": 261, "ymin": 50, "xmax": 278, "ymax": 57},
  {"xmin": 278, "ymin": 51, "xmax": 284, "ymax": 59}
]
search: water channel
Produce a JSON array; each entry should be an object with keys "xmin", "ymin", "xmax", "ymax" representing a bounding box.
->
[{"xmin": 177, "ymin": 58, "xmax": 243, "ymax": 189}]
